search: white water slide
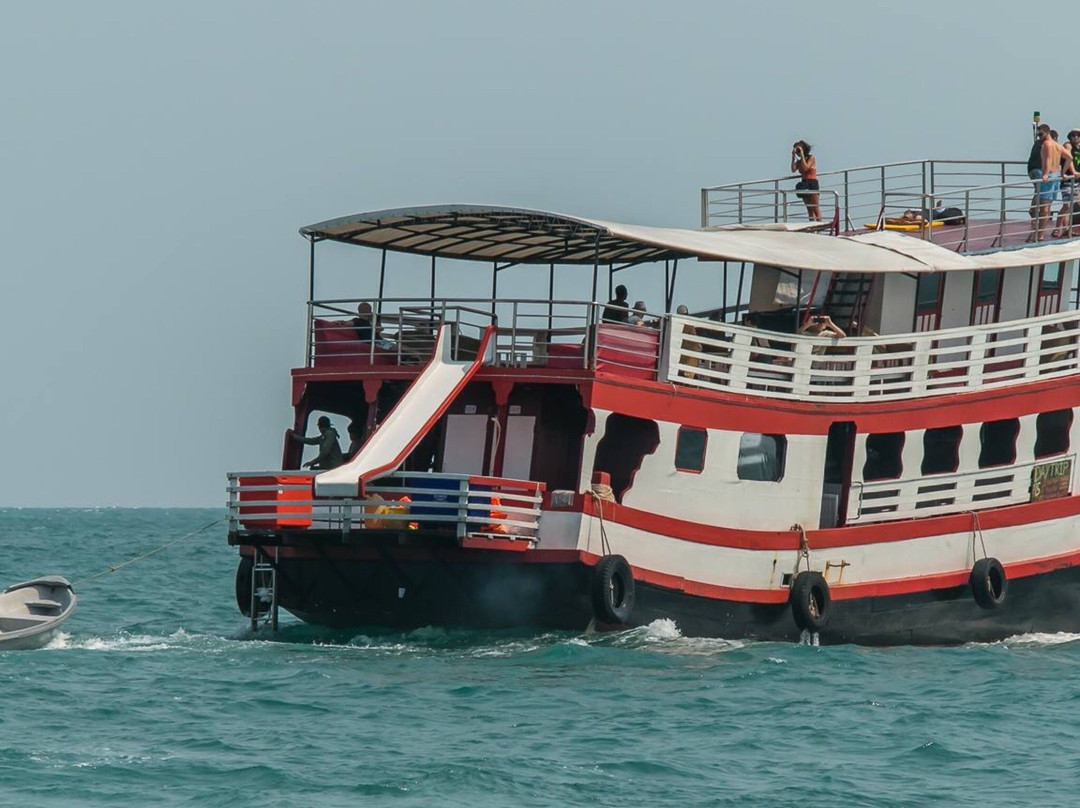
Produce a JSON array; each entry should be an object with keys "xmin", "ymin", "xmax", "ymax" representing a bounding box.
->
[{"xmin": 314, "ymin": 325, "xmax": 495, "ymax": 498}]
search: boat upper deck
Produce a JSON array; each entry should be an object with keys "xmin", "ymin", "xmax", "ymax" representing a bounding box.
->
[
  {"xmin": 296, "ymin": 160, "xmax": 1080, "ymax": 403},
  {"xmin": 701, "ymin": 159, "xmax": 1080, "ymax": 252}
]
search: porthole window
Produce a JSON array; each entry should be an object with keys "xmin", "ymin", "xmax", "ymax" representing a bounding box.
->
[
  {"xmin": 978, "ymin": 419, "xmax": 1019, "ymax": 468},
  {"xmin": 737, "ymin": 433, "xmax": 786, "ymax": 482},
  {"xmin": 922, "ymin": 426, "xmax": 962, "ymax": 475},
  {"xmin": 1035, "ymin": 410, "xmax": 1073, "ymax": 458},
  {"xmin": 863, "ymin": 433, "xmax": 904, "ymax": 481},
  {"xmin": 675, "ymin": 427, "xmax": 708, "ymax": 473}
]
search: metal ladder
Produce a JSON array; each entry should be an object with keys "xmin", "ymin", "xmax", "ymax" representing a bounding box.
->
[{"xmin": 249, "ymin": 547, "xmax": 279, "ymax": 632}]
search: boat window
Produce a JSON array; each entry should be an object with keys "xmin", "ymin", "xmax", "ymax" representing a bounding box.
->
[
  {"xmin": 1035, "ymin": 409, "xmax": 1073, "ymax": 458},
  {"xmin": 916, "ymin": 274, "xmax": 942, "ymax": 312},
  {"xmin": 1041, "ymin": 263, "xmax": 1063, "ymax": 291},
  {"xmin": 593, "ymin": 413, "xmax": 660, "ymax": 502},
  {"xmin": 978, "ymin": 418, "xmax": 1020, "ymax": 468},
  {"xmin": 975, "ymin": 269, "xmax": 1002, "ymax": 303},
  {"xmin": 674, "ymin": 427, "xmax": 708, "ymax": 473},
  {"xmin": 863, "ymin": 433, "xmax": 904, "ymax": 481},
  {"xmin": 922, "ymin": 426, "xmax": 962, "ymax": 475},
  {"xmin": 914, "ymin": 274, "xmax": 944, "ymax": 331},
  {"xmin": 737, "ymin": 433, "xmax": 786, "ymax": 482}
]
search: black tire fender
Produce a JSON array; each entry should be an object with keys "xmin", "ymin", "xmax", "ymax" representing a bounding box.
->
[
  {"xmin": 592, "ymin": 554, "xmax": 635, "ymax": 625},
  {"xmin": 970, "ymin": 557, "xmax": 1008, "ymax": 609},
  {"xmin": 790, "ymin": 571, "xmax": 830, "ymax": 631}
]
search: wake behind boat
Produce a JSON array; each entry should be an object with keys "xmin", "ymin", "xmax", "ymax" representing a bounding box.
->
[{"xmin": 0, "ymin": 577, "xmax": 76, "ymax": 650}]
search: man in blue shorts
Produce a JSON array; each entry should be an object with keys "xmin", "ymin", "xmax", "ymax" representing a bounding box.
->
[{"xmin": 1029, "ymin": 124, "xmax": 1060, "ymax": 242}]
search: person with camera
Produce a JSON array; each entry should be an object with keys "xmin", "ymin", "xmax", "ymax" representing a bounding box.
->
[
  {"xmin": 798, "ymin": 313, "xmax": 845, "ymax": 338},
  {"xmin": 791, "ymin": 140, "xmax": 821, "ymax": 222}
]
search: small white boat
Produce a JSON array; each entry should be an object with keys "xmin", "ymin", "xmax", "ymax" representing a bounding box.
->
[{"xmin": 0, "ymin": 577, "xmax": 76, "ymax": 650}]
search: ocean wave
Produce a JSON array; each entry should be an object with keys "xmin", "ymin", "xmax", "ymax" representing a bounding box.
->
[
  {"xmin": 998, "ymin": 631, "xmax": 1080, "ymax": 647},
  {"xmin": 43, "ymin": 628, "xmax": 226, "ymax": 653}
]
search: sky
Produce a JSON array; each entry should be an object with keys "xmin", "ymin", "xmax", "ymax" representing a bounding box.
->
[{"xmin": 0, "ymin": 1, "xmax": 1072, "ymax": 506}]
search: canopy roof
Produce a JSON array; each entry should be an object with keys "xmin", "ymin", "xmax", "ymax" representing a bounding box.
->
[{"xmin": 301, "ymin": 205, "xmax": 1080, "ymax": 273}]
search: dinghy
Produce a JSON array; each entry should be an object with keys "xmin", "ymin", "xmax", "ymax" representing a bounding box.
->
[{"xmin": 0, "ymin": 577, "xmax": 76, "ymax": 650}]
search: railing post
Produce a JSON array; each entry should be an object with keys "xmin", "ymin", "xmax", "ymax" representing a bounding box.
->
[
  {"xmin": 737, "ymin": 187, "xmax": 744, "ymax": 224},
  {"xmin": 998, "ymin": 180, "xmax": 1006, "ymax": 248},
  {"xmin": 844, "ymin": 170, "xmax": 850, "ymax": 231},
  {"xmin": 227, "ymin": 474, "xmax": 238, "ymax": 532},
  {"xmin": 912, "ymin": 336, "xmax": 932, "ymax": 396},
  {"xmin": 773, "ymin": 179, "xmax": 779, "ymax": 223},
  {"xmin": 701, "ymin": 187, "xmax": 709, "ymax": 228},
  {"xmin": 968, "ymin": 330, "xmax": 986, "ymax": 388},
  {"xmin": 456, "ymin": 479, "xmax": 468, "ymax": 540},
  {"xmin": 306, "ymin": 300, "xmax": 314, "ymax": 367},
  {"xmin": 963, "ymin": 189, "xmax": 971, "ymax": 250}
]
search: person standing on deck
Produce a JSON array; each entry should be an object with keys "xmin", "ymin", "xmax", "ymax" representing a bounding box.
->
[
  {"xmin": 1028, "ymin": 124, "xmax": 1059, "ymax": 242},
  {"xmin": 603, "ymin": 284, "xmax": 630, "ymax": 323},
  {"xmin": 1052, "ymin": 130, "xmax": 1080, "ymax": 238},
  {"xmin": 292, "ymin": 416, "xmax": 344, "ymax": 470},
  {"xmin": 791, "ymin": 140, "xmax": 821, "ymax": 222}
]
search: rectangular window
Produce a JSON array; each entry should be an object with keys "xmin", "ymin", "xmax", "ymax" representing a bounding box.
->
[
  {"xmin": 863, "ymin": 433, "xmax": 904, "ymax": 481},
  {"xmin": 675, "ymin": 427, "xmax": 707, "ymax": 473},
  {"xmin": 978, "ymin": 419, "xmax": 1019, "ymax": 468},
  {"xmin": 922, "ymin": 426, "xmax": 962, "ymax": 475},
  {"xmin": 737, "ymin": 433, "xmax": 786, "ymax": 482},
  {"xmin": 1035, "ymin": 410, "xmax": 1073, "ymax": 458}
]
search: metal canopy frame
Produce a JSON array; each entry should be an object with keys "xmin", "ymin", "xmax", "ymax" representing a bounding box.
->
[{"xmin": 301, "ymin": 206, "xmax": 685, "ymax": 266}]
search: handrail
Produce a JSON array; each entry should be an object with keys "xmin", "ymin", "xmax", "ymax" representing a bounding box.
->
[
  {"xmin": 227, "ymin": 470, "xmax": 546, "ymax": 542},
  {"xmin": 700, "ymin": 159, "xmax": 1044, "ymax": 251},
  {"xmin": 666, "ymin": 307, "xmax": 1080, "ymax": 402},
  {"xmin": 849, "ymin": 453, "xmax": 1076, "ymax": 524}
]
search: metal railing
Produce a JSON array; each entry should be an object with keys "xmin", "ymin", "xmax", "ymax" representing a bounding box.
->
[
  {"xmin": 699, "ymin": 159, "xmax": 1074, "ymax": 252},
  {"xmin": 227, "ymin": 471, "xmax": 545, "ymax": 542},
  {"xmin": 307, "ymin": 298, "xmax": 665, "ymax": 378},
  {"xmin": 849, "ymin": 454, "xmax": 1076, "ymax": 524},
  {"xmin": 308, "ymin": 299, "xmax": 496, "ymax": 367},
  {"xmin": 665, "ymin": 308, "xmax": 1080, "ymax": 401}
]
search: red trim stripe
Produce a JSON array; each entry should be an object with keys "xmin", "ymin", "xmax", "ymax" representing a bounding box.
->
[{"xmin": 583, "ymin": 492, "xmax": 1080, "ymax": 550}]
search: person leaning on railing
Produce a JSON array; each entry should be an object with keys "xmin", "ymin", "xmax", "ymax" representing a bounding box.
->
[{"xmin": 1052, "ymin": 129, "xmax": 1080, "ymax": 238}]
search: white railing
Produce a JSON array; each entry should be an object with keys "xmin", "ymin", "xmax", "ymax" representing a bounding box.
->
[
  {"xmin": 665, "ymin": 308, "xmax": 1080, "ymax": 401},
  {"xmin": 226, "ymin": 471, "xmax": 545, "ymax": 543},
  {"xmin": 849, "ymin": 454, "xmax": 1077, "ymax": 524},
  {"xmin": 700, "ymin": 159, "xmax": 1057, "ymax": 252}
]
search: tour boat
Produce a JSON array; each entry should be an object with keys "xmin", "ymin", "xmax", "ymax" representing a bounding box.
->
[{"xmin": 227, "ymin": 159, "xmax": 1080, "ymax": 644}]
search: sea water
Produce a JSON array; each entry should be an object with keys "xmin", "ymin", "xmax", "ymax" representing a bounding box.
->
[{"xmin": 2, "ymin": 508, "xmax": 1079, "ymax": 807}]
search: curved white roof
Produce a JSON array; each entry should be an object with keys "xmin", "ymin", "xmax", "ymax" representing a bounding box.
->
[{"xmin": 301, "ymin": 205, "xmax": 1080, "ymax": 273}]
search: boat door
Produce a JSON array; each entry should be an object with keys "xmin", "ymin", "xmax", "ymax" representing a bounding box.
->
[{"xmin": 820, "ymin": 422, "xmax": 856, "ymax": 528}]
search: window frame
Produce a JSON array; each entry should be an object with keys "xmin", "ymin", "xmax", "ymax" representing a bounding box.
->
[
  {"xmin": 863, "ymin": 432, "xmax": 905, "ymax": 481},
  {"xmin": 978, "ymin": 418, "xmax": 1020, "ymax": 469},
  {"xmin": 736, "ymin": 432, "xmax": 787, "ymax": 482},
  {"xmin": 921, "ymin": 425, "xmax": 963, "ymax": 476},
  {"xmin": 1035, "ymin": 409, "xmax": 1073, "ymax": 459},
  {"xmin": 674, "ymin": 426, "xmax": 708, "ymax": 474}
]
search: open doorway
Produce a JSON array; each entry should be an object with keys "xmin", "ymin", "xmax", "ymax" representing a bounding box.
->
[{"xmin": 820, "ymin": 422, "xmax": 856, "ymax": 528}]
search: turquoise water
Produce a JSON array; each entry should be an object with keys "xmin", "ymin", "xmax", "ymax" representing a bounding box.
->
[{"xmin": 2, "ymin": 509, "xmax": 1079, "ymax": 806}]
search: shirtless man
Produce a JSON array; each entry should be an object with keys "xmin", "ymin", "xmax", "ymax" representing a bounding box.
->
[{"xmin": 1032, "ymin": 125, "xmax": 1062, "ymax": 242}]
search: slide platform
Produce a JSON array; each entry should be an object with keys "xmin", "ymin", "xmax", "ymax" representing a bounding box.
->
[{"xmin": 314, "ymin": 324, "xmax": 494, "ymax": 498}]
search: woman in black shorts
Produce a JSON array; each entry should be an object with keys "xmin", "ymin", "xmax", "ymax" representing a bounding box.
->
[{"xmin": 791, "ymin": 140, "xmax": 820, "ymax": 221}]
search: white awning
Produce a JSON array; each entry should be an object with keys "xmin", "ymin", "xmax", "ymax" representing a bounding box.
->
[{"xmin": 301, "ymin": 205, "xmax": 1080, "ymax": 273}]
